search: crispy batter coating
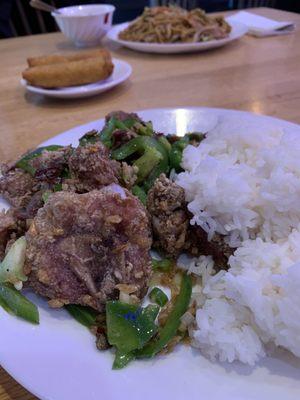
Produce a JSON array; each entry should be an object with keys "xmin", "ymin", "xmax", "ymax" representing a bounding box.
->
[
  {"xmin": 27, "ymin": 48, "xmax": 111, "ymax": 67},
  {"xmin": 22, "ymin": 56, "xmax": 114, "ymax": 88},
  {"xmin": 25, "ymin": 185, "xmax": 152, "ymax": 311},
  {"xmin": 67, "ymin": 142, "xmax": 121, "ymax": 192},
  {"xmin": 0, "ymin": 167, "xmax": 37, "ymax": 209},
  {"xmin": 147, "ymin": 174, "xmax": 232, "ymax": 267},
  {"xmin": 30, "ymin": 147, "xmax": 72, "ymax": 183},
  {"xmin": 147, "ymin": 174, "xmax": 189, "ymax": 257},
  {"xmin": 0, "ymin": 147, "xmax": 71, "ymax": 217}
]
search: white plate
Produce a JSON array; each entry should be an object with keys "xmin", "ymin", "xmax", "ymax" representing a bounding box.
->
[
  {"xmin": 1, "ymin": 108, "xmax": 300, "ymax": 400},
  {"xmin": 21, "ymin": 58, "xmax": 132, "ymax": 99},
  {"xmin": 106, "ymin": 20, "xmax": 248, "ymax": 54}
]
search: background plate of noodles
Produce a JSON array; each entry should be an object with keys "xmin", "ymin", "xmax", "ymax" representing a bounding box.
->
[{"xmin": 106, "ymin": 7, "xmax": 248, "ymax": 54}]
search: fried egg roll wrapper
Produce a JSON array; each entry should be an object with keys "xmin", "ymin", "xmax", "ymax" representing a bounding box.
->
[
  {"xmin": 27, "ymin": 48, "xmax": 111, "ymax": 67},
  {"xmin": 22, "ymin": 57, "xmax": 114, "ymax": 88}
]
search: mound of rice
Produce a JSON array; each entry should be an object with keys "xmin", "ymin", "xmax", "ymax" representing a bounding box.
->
[{"xmin": 176, "ymin": 116, "xmax": 300, "ymax": 364}]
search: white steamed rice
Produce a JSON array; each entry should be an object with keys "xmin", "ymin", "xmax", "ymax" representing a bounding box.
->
[{"xmin": 175, "ymin": 116, "xmax": 300, "ymax": 365}]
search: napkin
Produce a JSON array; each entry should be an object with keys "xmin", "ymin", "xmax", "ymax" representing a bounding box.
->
[{"xmin": 227, "ymin": 11, "xmax": 295, "ymax": 37}]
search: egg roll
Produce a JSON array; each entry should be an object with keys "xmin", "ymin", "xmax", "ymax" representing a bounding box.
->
[
  {"xmin": 27, "ymin": 48, "xmax": 111, "ymax": 67},
  {"xmin": 22, "ymin": 56, "xmax": 114, "ymax": 88}
]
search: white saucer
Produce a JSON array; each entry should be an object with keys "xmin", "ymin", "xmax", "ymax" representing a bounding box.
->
[{"xmin": 21, "ymin": 58, "xmax": 132, "ymax": 99}]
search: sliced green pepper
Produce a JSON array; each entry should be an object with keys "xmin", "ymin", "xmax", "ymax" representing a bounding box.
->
[
  {"xmin": 100, "ymin": 115, "xmax": 150, "ymax": 148},
  {"xmin": 152, "ymin": 258, "xmax": 173, "ymax": 272},
  {"xmin": 65, "ymin": 304, "xmax": 98, "ymax": 328},
  {"xmin": 100, "ymin": 116, "xmax": 118, "ymax": 148},
  {"xmin": 111, "ymin": 136, "xmax": 163, "ymax": 160},
  {"xmin": 124, "ymin": 118, "xmax": 138, "ymax": 129},
  {"xmin": 116, "ymin": 117, "xmax": 138, "ymax": 130},
  {"xmin": 134, "ymin": 121, "xmax": 154, "ymax": 136},
  {"xmin": 169, "ymin": 137, "xmax": 189, "ymax": 172},
  {"xmin": 108, "ymin": 303, "xmax": 159, "ymax": 369},
  {"xmin": 143, "ymin": 160, "xmax": 170, "ymax": 192},
  {"xmin": 136, "ymin": 274, "xmax": 192, "ymax": 358},
  {"xmin": 133, "ymin": 147, "xmax": 163, "ymax": 182},
  {"xmin": 149, "ymin": 287, "xmax": 168, "ymax": 307},
  {"xmin": 169, "ymin": 133, "xmax": 205, "ymax": 172},
  {"xmin": 0, "ymin": 283, "xmax": 39, "ymax": 324},
  {"xmin": 157, "ymin": 136, "xmax": 172, "ymax": 153},
  {"xmin": 141, "ymin": 304, "xmax": 159, "ymax": 321},
  {"xmin": 106, "ymin": 302, "xmax": 158, "ymax": 354},
  {"xmin": 0, "ymin": 296, "xmax": 13, "ymax": 314},
  {"xmin": 114, "ymin": 119, "xmax": 132, "ymax": 131},
  {"xmin": 100, "ymin": 116, "xmax": 140, "ymax": 149},
  {"xmin": 79, "ymin": 130, "xmax": 100, "ymax": 146},
  {"xmin": 113, "ymin": 350, "xmax": 136, "ymax": 370},
  {"xmin": 16, "ymin": 145, "xmax": 63, "ymax": 175},
  {"xmin": 132, "ymin": 185, "xmax": 147, "ymax": 205},
  {"xmin": 112, "ymin": 136, "xmax": 169, "ymax": 190}
]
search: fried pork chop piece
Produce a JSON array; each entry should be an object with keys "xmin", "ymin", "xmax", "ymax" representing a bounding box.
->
[
  {"xmin": 0, "ymin": 166, "xmax": 46, "ymax": 219},
  {"xmin": 0, "ymin": 209, "xmax": 26, "ymax": 260},
  {"xmin": 0, "ymin": 147, "xmax": 71, "ymax": 217},
  {"xmin": 30, "ymin": 147, "xmax": 71, "ymax": 184},
  {"xmin": 187, "ymin": 225, "xmax": 232, "ymax": 267},
  {"xmin": 25, "ymin": 185, "xmax": 152, "ymax": 311},
  {"xmin": 147, "ymin": 174, "xmax": 232, "ymax": 267},
  {"xmin": 67, "ymin": 142, "xmax": 121, "ymax": 192},
  {"xmin": 147, "ymin": 174, "xmax": 189, "ymax": 257},
  {"xmin": 0, "ymin": 166, "xmax": 37, "ymax": 209}
]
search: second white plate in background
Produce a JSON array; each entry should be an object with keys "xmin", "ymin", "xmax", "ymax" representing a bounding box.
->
[{"xmin": 106, "ymin": 20, "xmax": 248, "ymax": 54}]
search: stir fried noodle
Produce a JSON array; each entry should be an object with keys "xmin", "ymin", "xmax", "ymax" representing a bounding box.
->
[{"xmin": 119, "ymin": 7, "xmax": 231, "ymax": 44}]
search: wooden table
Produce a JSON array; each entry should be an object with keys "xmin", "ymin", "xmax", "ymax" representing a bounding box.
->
[{"xmin": 0, "ymin": 6, "xmax": 299, "ymax": 400}]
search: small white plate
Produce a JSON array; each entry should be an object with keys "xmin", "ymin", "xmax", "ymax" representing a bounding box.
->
[
  {"xmin": 21, "ymin": 58, "xmax": 132, "ymax": 99},
  {"xmin": 106, "ymin": 20, "xmax": 248, "ymax": 54}
]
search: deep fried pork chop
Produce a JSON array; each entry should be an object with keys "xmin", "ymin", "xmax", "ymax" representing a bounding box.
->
[
  {"xmin": 25, "ymin": 184, "xmax": 152, "ymax": 311},
  {"xmin": 147, "ymin": 174, "xmax": 189, "ymax": 257},
  {"xmin": 0, "ymin": 167, "xmax": 37, "ymax": 209},
  {"xmin": 67, "ymin": 142, "xmax": 121, "ymax": 192},
  {"xmin": 0, "ymin": 147, "xmax": 71, "ymax": 218},
  {"xmin": 0, "ymin": 143, "xmax": 134, "ymax": 218},
  {"xmin": 30, "ymin": 147, "xmax": 71, "ymax": 184},
  {"xmin": 67, "ymin": 142, "xmax": 137, "ymax": 191},
  {"xmin": 147, "ymin": 174, "xmax": 232, "ymax": 268}
]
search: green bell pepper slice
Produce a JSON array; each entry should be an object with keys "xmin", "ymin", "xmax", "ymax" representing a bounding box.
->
[
  {"xmin": 106, "ymin": 302, "xmax": 159, "ymax": 354},
  {"xmin": 149, "ymin": 287, "xmax": 168, "ymax": 307},
  {"xmin": 152, "ymin": 258, "xmax": 173, "ymax": 272},
  {"xmin": 16, "ymin": 145, "xmax": 64, "ymax": 175},
  {"xmin": 0, "ymin": 283, "xmax": 39, "ymax": 324},
  {"xmin": 132, "ymin": 185, "xmax": 147, "ymax": 205},
  {"xmin": 65, "ymin": 304, "xmax": 99, "ymax": 328},
  {"xmin": 136, "ymin": 274, "xmax": 192, "ymax": 358}
]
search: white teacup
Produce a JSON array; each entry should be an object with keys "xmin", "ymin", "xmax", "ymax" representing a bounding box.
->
[{"xmin": 52, "ymin": 4, "xmax": 115, "ymax": 47}]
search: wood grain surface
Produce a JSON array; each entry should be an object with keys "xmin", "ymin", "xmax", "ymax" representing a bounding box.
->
[{"xmin": 0, "ymin": 7, "xmax": 299, "ymax": 400}]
